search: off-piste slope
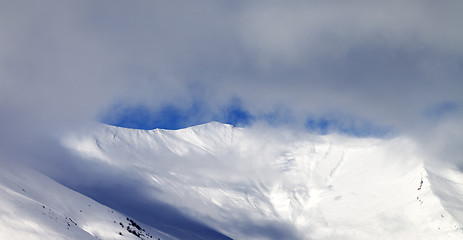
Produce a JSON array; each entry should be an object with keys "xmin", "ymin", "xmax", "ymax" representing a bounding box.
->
[
  {"xmin": 0, "ymin": 163, "xmax": 176, "ymax": 240},
  {"xmin": 63, "ymin": 122, "xmax": 463, "ymax": 240}
]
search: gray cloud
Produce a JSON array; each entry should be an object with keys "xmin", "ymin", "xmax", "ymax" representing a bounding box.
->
[
  {"xmin": 1, "ymin": 1, "xmax": 462, "ymax": 237},
  {"xmin": 1, "ymin": 1, "xmax": 461, "ymax": 124}
]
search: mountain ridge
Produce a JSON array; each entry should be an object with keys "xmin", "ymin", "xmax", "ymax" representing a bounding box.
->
[
  {"xmin": 0, "ymin": 162, "xmax": 177, "ymax": 240},
  {"xmin": 1, "ymin": 122, "xmax": 462, "ymax": 239},
  {"xmin": 59, "ymin": 122, "xmax": 463, "ymax": 239}
]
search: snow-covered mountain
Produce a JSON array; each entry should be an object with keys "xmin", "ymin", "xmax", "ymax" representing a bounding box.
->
[
  {"xmin": 0, "ymin": 162, "xmax": 176, "ymax": 240},
  {"xmin": 60, "ymin": 122, "xmax": 463, "ymax": 240},
  {"xmin": 1, "ymin": 122, "xmax": 462, "ymax": 239}
]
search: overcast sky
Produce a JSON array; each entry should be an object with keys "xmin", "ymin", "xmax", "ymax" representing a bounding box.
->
[
  {"xmin": 1, "ymin": 0, "xmax": 462, "ymax": 165},
  {"xmin": 1, "ymin": 1, "xmax": 462, "ymax": 239}
]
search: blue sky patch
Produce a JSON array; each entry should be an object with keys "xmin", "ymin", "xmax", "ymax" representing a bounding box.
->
[
  {"xmin": 101, "ymin": 103, "xmax": 204, "ymax": 130},
  {"xmin": 219, "ymin": 99, "xmax": 255, "ymax": 126},
  {"xmin": 305, "ymin": 114, "xmax": 392, "ymax": 138},
  {"xmin": 102, "ymin": 101, "xmax": 392, "ymax": 138},
  {"xmin": 101, "ymin": 100, "xmax": 255, "ymax": 130},
  {"xmin": 424, "ymin": 102, "xmax": 458, "ymax": 120}
]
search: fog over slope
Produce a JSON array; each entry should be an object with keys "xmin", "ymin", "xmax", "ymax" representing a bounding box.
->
[{"xmin": 56, "ymin": 122, "xmax": 463, "ymax": 240}]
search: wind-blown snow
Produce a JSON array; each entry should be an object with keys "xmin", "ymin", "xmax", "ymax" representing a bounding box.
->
[{"xmin": 60, "ymin": 122, "xmax": 463, "ymax": 240}]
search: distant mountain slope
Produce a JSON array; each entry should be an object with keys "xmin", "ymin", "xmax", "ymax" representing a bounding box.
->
[
  {"xmin": 60, "ymin": 122, "xmax": 463, "ymax": 240},
  {"xmin": 0, "ymin": 163, "xmax": 176, "ymax": 240}
]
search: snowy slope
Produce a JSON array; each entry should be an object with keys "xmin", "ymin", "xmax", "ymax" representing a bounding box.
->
[
  {"xmin": 0, "ymin": 163, "xmax": 176, "ymax": 240},
  {"xmin": 61, "ymin": 122, "xmax": 463, "ymax": 240}
]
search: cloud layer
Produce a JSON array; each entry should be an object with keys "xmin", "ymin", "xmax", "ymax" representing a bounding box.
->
[
  {"xmin": 1, "ymin": 0, "xmax": 462, "ymax": 180},
  {"xmin": 1, "ymin": 1, "xmax": 462, "ymax": 239}
]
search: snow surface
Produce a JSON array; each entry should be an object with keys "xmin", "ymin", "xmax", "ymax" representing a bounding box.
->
[
  {"xmin": 0, "ymin": 163, "xmax": 176, "ymax": 240},
  {"xmin": 57, "ymin": 122, "xmax": 463, "ymax": 240},
  {"xmin": 1, "ymin": 122, "xmax": 462, "ymax": 240}
]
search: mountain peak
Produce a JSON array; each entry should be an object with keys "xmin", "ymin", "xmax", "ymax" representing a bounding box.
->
[{"xmin": 59, "ymin": 123, "xmax": 463, "ymax": 240}]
